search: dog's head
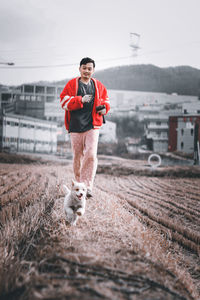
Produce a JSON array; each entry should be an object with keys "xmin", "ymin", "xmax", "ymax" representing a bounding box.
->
[{"xmin": 71, "ymin": 180, "xmax": 87, "ymax": 200}]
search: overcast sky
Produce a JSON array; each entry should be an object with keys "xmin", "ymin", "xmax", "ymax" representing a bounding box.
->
[{"xmin": 0, "ymin": 0, "xmax": 200, "ymax": 86}]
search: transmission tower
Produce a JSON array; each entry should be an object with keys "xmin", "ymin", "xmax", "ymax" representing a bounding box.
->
[{"xmin": 130, "ymin": 32, "xmax": 140, "ymax": 57}]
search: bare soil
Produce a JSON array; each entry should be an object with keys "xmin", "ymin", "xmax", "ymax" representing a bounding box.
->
[{"xmin": 0, "ymin": 154, "xmax": 200, "ymax": 300}]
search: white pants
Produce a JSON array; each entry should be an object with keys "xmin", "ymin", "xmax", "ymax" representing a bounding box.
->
[{"xmin": 70, "ymin": 129, "xmax": 99, "ymax": 190}]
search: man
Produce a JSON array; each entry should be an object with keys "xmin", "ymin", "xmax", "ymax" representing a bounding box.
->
[{"xmin": 60, "ymin": 57, "xmax": 110, "ymax": 197}]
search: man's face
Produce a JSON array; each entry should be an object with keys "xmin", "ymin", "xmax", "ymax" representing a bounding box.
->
[{"xmin": 79, "ymin": 63, "xmax": 94, "ymax": 80}]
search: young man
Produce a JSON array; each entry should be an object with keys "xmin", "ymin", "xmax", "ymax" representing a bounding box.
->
[{"xmin": 60, "ymin": 57, "xmax": 110, "ymax": 197}]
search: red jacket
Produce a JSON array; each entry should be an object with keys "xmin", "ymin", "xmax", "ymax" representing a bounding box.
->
[{"xmin": 60, "ymin": 77, "xmax": 110, "ymax": 131}]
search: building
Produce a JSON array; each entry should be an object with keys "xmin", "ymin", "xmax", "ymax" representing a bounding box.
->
[
  {"xmin": 144, "ymin": 114, "xmax": 169, "ymax": 152},
  {"xmin": 44, "ymin": 100, "xmax": 65, "ymax": 123},
  {"xmin": 168, "ymin": 115, "xmax": 200, "ymax": 155},
  {"xmin": 1, "ymin": 84, "xmax": 199, "ymax": 123},
  {"xmin": 125, "ymin": 137, "xmax": 141, "ymax": 153},
  {"xmin": 182, "ymin": 102, "xmax": 200, "ymax": 114},
  {"xmin": 0, "ymin": 113, "xmax": 57, "ymax": 153},
  {"xmin": 18, "ymin": 84, "xmax": 63, "ymax": 103},
  {"xmin": 0, "ymin": 83, "xmax": 64, "ymax": 120},
  {"xmin": 108, "ymin": 89, "xmax": 198, "ymax": 111},
  {"xmin": 0, "ymin": 86, "xmax": 17, "ymax": 113},
  {"xmin": 15, "ymin": 84, "xmax": 64, "ymax": 120},
  {"xmin": 99, "ymin": 120, "xmax": 117, "ymax": 143}
]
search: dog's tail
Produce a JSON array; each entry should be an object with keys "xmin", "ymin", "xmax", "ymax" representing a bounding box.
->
[{"xmin": 63, "ymin": 184, "xmax": 70, "ymax": 194}]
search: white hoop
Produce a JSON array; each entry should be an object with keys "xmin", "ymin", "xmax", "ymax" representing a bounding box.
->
[{"xmin": 148, "ymin": 154, "xmax": 162, "ymax": 168}]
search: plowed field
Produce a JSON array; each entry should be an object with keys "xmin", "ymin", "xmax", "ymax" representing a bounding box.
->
[{"xmin": 0, "ymin": 155, "xmax": 200, "ymax": 300}]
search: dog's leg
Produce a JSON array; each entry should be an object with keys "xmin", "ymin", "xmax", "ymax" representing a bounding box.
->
[
  {"xmin": 65, "ymin": 207, "xmax": 79, "ymax": 226},
  {"xmin": 65, "ymin": 207, "xmax": 75, "ymax": 224},
  {"xmin": 76, "ymin": 206, "xmax": 85, "ymax": 216},
  {"xmin": 77, "ymin": 199, "xmax": 86, "ymax": 216},
  {"xmin": 71, "ymin": 215, "xmax": 78, "ymax": 226}
]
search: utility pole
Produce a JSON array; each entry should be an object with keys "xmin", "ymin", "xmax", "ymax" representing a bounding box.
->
[
  {"xmin": 0, "ymin": 109, "xmax": 5, "ymax": 151},
  {"xmin": 194, "ymin": 123, "xmax": 200, "ymax": 165}
]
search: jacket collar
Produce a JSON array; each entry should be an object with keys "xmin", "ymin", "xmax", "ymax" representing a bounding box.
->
[{"xmin": 75, "ymin": 77, "xmax": 99, "ymax": 98}]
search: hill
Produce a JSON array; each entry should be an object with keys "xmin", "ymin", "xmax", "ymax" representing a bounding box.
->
[{"xmin": 56, "ymin": 64, "xmax": 200, "ymax": 96}]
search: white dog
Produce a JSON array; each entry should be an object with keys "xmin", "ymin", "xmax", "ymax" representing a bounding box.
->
[{"xmin": 63, "ymin": 180, "xmax": 87, "ymax": 226}]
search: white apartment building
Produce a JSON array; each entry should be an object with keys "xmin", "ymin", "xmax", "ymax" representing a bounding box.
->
[
  {"xmin": 144, "ymin": 114, "xmax": 169, "ymax": 152},
  {"xmin": 182, "ymin": 102, "xmax": 200, "ymax": 114},
  {"xmin": 177, "ymin": 117, "xmax": 194, "ymax": 153},
  {"xmin": 0, "ymin": 113, "xmax": 57, "ymax": 153}
]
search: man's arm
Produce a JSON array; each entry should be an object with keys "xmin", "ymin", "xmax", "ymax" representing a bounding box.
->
[{"xmin": 60, "ymin": 81, "xmax": 83, "ymax": 111}]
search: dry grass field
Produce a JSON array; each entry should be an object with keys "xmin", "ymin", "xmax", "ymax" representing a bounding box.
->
[{"xmin": 0, "ymin": 154, "xmax": 200, "ymax": 300}]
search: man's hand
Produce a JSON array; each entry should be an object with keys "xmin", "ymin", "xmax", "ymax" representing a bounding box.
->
[
  {"xmin": 98, "ymin": 108, "xmax": 106, "ymax": 115},
  {"xmin": 82, "ymin": 95, "xmax": 92, "ymax": 103},
  {"xmin": 96, "ymin": 105, "xmax": 106, "ymax": 115}
]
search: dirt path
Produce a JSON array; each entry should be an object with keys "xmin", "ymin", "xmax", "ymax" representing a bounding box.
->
[{"xmin": 0, "ymin": 157, "xmax": 200, "ymax": 300}]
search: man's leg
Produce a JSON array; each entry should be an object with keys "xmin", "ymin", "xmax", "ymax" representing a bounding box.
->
[
  {"xmin": 80, "ymin": 129, "xmax": 99, "ymax": 191},
  {"xmin": 70, "ymin": 132, "xmax": 84, "ymax": 182}
]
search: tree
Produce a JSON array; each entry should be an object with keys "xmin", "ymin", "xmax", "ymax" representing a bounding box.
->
[{"xmin": 109, "ymin": 115, "xmax": 144, "ymax": 139}]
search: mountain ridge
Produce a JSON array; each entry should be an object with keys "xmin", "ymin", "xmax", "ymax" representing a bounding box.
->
[
  {"xmin": 55, "ymin": 64, "xmax": 200, "ymax": 96},
  {"xmin": 2, "ymin": 64, "xmax": 199, "ymax": 97}
]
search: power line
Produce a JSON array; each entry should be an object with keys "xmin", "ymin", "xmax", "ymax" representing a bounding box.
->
[
  {"xmin": 1, "ymin": 39, "xmax": 200, "ymax": 54},
  {"xmin": 0, "ymin": 62, "xmax": 78, "ymax": 69},
  {"xmin": 0, "ymin": 56, "xmax": 132, "ymax": 70},
  {"xmin": 1, "ymin": 39, "xmax": 200, "ymax": 70}
]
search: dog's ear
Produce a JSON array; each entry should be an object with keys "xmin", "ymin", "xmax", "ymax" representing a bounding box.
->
[{"xmin": 72, "ymin": 180, "xmax": 75, "ymax": 187}]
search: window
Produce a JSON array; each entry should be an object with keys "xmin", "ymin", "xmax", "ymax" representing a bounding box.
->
[
  {"xmin": 181, "ymin": 142, "xmax": 184, "ymax": 149},
  {"xmin": 47, "ymin": 86, "xmax": 55, "ymax": 94},
  {"xmin": 156, "ymin": 121, "xmax": 161, "ymax": 126},
  {"xmin": 24, "ymin": 85, "xmax": 34, "ymax": 93},
  {"xmin": 36, "ymin": 86, "xmax": 45, "ymax": 94},
  {"xmin": 181, "ymin": 129, "xmax": 184, "ymax": 136},
  {"xmin": 2, "ymin": 93, "xmax": 12, "ymax": 101},
  {"xmin": 36, "ymin": 96, "xmax": 43, "ymax": 102}
]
